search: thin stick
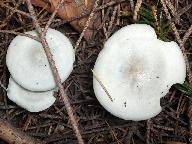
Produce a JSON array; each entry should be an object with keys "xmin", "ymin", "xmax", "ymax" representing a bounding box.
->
[
  {"xmin": 92, "ymin": 69, "xmax": 113, "ymax": 102},
  {"xmin": 74, "ymin": 0, "xmax": 99, "ymax": 50},
  {"xmin": 0, "ymin": 0, "xmax": 23, "ymax": 28},
  {"xmin": 25, "ymin": 0, "xmax": 84, "ymax": 143},
  {"xmin": 0, "ymin": 2, "xmax": 31, "ymax": 18},
  {"xmin": 84, "ymin": 0, "xmax": 88, "ymax": 7},
  {"xmin": 43, "ymin": 0, "xmax": 65, "ymax": 35},
  {"xmin": 97, "ymin": 0, "xmax": 125, "ymax": 11},
  {"xmin": 129, "ymin": 0, "xmax": 134, "ymax": 12},
  {"xmin": 152, "ymin": 6, "xmax": 160, "ymax": 33},
  {"xmin": 0, "ymin": 30, "xmax": 40, "ymax": 42},
  {"xmin": 146, "ymin": 119, "xmax": 151, "ymax": 144},
  {"xmin": 165, "ymin": 0, "xmax": 176, "ymax": 16},
  {"xmin": 107, "ymin": 6, "xmax": 118, "ymax": 38},
  {"xmin": 0, "ymin": 80, "xmax": 7, "ymax": 91},
  {"xmin": 182, "ymin": 25, "xmax": 192, "ymax": 45},
  {"xmin": 105, "ymin": 120, "xmax": 122, "ymax": 144},
  {"xmin": 0, "ymin": 118, "xmax": 42, "ymax": 144},
  {"xmin": 133, "ymin": 0, "xmax": 142, "ymax": 21}
]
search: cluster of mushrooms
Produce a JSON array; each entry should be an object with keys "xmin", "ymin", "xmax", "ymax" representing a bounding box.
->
[
  {"xmin": 6, "ymin": 24, "xmax": 186, "ymax": 121},
  {"xmin": 6, "ymin": 28, "xmax": 75, "ymax": 112}
]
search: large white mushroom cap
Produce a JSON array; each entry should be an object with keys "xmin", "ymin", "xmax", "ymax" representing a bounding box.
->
[
  {"xmin": 93, "ymin": 24, "xmax": 186, "ymax": 121},
  {"xmin": 6, "ymin": 28, "xmax": 75, "ymax": 91},
  {"xmin": 7, "ymin": 77, "xmax": 56, "ymax": 112}
]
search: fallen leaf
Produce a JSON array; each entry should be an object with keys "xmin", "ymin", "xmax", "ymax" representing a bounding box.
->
[{"xmin": 31, "ymin": 0, "xmax": 101, "ymax": 40}]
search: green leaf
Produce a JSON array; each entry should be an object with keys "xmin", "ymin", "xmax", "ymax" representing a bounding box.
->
[
  {"xmin": 137, "ymin": 4, "xmax": 171, "ymax": 41},
  {"xmin": 175, "ymin": 83, "xmax": 192, "ymax": 97}
]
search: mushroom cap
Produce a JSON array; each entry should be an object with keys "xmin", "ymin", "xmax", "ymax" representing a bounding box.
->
[
  {"xmin": 6, "ymin": 28, "xmax": 75, "ymax": 91},
  {"xmin": 7, "ymin": 77, "xmax": 56, "ymax": 112},
  {"xmin": 108, "ymin": 24, "xmax": 157, "ymax": 40},
  {"xmin": 93, "ymin": 24, "xmax": 186, "ymax": 121}
]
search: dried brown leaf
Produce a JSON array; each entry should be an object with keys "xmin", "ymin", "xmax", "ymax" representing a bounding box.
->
[{"xmin": 31, "ymin": 0, "xmax": 101, "ymax": 40}]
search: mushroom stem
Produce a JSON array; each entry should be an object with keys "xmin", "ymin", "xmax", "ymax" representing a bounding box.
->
[
  {"xmin": 0, "ymin": 118, "xmax": 42, "ymax": 144},
  {"xmin": 25, "ymin": 0, "xmax": 84, "ymax": 143}
]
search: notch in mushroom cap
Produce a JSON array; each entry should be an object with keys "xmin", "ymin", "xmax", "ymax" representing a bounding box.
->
[
  {"xmin": 6, "ymin": 28, "xmax": 75, "ymax": 91},
  {"xmin": 7, "ymin": 77, "xmax": 56, "ymax": 112},
  {"xmin": 93, "ymin": 24, "xmax": 186, "ymax": 121}
]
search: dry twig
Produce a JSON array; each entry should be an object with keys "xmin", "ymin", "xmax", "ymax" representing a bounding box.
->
[
  {"xmin": 92, "ymin": 69, "xmax": 113, "ymax": 102},
  {"xmin": 129, "ymin": 0, "xmax": 134, "ymax": 12},
  {"xmin": 0, "ymin": 30, "xmax": 40, "ymax": 41},
  {"xmin": 75, "ymin": 0, "xmax": 99, "ymax": 50},
  {"xmin": 105, "ymin": 121, "xmax": 122, "ymax": 144},
  {"xmin": 133, "ymin": 0, "xmax": 142, "ymax": 21},
  {"xmin": 146, "ymin": 119, "xmax": 151, "ymax": 144},
  {"xmin": 42, "ymin": 0, "xmax": 65, "ymax": 35},
  {"xmin": 106, "ymin": 5, "xmax": 118, "ymax": 38},
  {"xmin": 0, "ymin": 2, "xmax": 31, "ymax": 18},
  {"xmin": 182, "ymin": 25, "xmax": 192, "ymax": 45},
  {"xmin": 0, "ymin": 118, "xmax": 42, "ymax": 144},
  {"xmin": 0, "ymin": 0, "xmax": 23, "ymax": 28},
  {"xmin": 25, "ymin": 0, "xmax": 84, "ymax": 143}
]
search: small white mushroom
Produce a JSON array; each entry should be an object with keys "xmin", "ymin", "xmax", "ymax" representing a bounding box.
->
[
  {"xmin": 93, "ymin": 24, "xmax": 186, "ymax": 121},
  {"xmin": 7, "ymin": 77, "xmax": 56, "ymax": 112},
  {"xmin": 6, "ymin": 28, "xmax": 75, "ymax": 91}
]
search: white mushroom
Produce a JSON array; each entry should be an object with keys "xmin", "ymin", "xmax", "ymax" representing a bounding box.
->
[
  {"xmin": 93, "ymin": 24, "xmax": 186, "ymax": 121},
  {"xmin": 7, "ymin": 77, "xmax": 56, "ymax": 112},
  {"xmin": 6, "ymin": 28, "xmax": 75, "ymax": 91}
]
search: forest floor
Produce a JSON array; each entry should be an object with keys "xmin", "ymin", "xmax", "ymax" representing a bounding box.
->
[{"xmin": 0, "ymin": 0, "xmax": 192, "ymax": 144}]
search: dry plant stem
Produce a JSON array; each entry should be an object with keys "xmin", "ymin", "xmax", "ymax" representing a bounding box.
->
[
  {"xmin": 92, "ymin": 69, "xmax": 113, "ymax": 102},
  {"xmin": 165, "ymin": 0, "xmax": 180, "ymax": 24},
  {"xmin": 84, "ymin": 0, "xmax": 88, "ymax": 7},
  {"xmin": 0, "ymin": 80, "xmax": 7, "ymax": 91},
  {"xmin": 0, "ymin": 0, "xmax": 23, "ymax": 28},
  {"xmin": 146, "ymin": 119, "xmax": 151, "ymax": 144},
  {"xmin": 165, "ymin": 0, "xmax": 176, "ymax": 16},
  {"xmin": 107, "ymin": 6, "xmax": 118, "ymax": 37},
  {"xmin": 129, "ymin": 0, "xmax": 134, "ymax": 12},
  {"xmin": 175, "ymin": 4, "xmax": 192, "ymax": 23},
  {"xmin": 182, "ymin": 25, "xmax": 192, "ymax": 44},
  {"xmin": 43, "ymin": 0, "xmax": 65, "ymax": 35},
  {"xmin": 0, "ymin": 30, "xmax": 40, "ymax": 41},
  {"xmin": 116, "ymin": 4, "xmax": 120, "ymax": 25},
  {"xmin": 152, "ymin": 6, "xmax": 160, "ymax": 32},
  {"xmin": 25, "ymin": 0, "xmax": 84, "ymax": 144},
  {"xmin": 133, "ymin": 0, "xmax": 142, "ymax": 21},
  {"xmin": 75, "ymin": 0, "xmax": 99, "ymax": 50},
  {"xmin": 0, "ymin": 119, "xmax": 42, "ymax": 144},
  {"xmin": 101, "ymin": 0, "xmax": 108, "ymax": 39},
  {"xmin": 0, "ymin": 2, "xmax": 31, "ymax": 18},
  {"xmin": 105, "ymin": 121, "xmax": 122, "ymax": 144},
  {"xmin": 96, "ymin": 0, "xmax": 125, "ymax": 11}
]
